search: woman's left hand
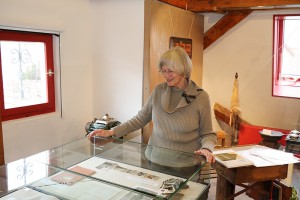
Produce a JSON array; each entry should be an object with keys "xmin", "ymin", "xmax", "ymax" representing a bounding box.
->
[{"xmin": 194, "ymin": 148, "xmax": 216, "ymax": 163}]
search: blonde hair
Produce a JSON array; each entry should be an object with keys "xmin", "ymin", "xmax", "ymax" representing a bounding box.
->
[{"xmin": 158, "ymin": 46, "xmax": 192, "ymax": 78}]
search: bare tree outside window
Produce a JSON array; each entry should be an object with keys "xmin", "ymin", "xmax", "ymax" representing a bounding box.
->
[{"xmin": 1, "ymin": 41, "xmax": 47, "ymax": 109}]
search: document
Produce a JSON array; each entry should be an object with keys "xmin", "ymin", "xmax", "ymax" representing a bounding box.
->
[
  {"xmin": 51, "ymin": 165, "xmax": 96, "ymax": 185},
  {"xmin": 214, "ymin": 145, "xmax": 300, "ymax": 168},
  {"xmin": 245, "ymin": 146, "xmax": 299, "ymax": 167}
]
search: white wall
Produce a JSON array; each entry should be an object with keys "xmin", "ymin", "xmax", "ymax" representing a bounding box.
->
[
  {"xmin": 91, "ymin": 0, "xmax": 144, "ymax": 123},
  {"xmin": 203, "ymin": 10, "xmax": 300, "ymax": 131},
  {"xmin": 0, "ymin": 0, "xmax": 144, "ymax": 163},
  {"xmin": 0, "ymin": 0, "xmax": 94, "ymax": 163}
]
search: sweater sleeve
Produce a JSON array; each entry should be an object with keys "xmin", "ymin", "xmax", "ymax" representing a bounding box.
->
[
  {"xmin": 198, "ymin": 91, "xmax": 217, "ymax": 152},
  {"xmin": 112, "ymin": 90, "xmax": 154, "ymax": 138}
]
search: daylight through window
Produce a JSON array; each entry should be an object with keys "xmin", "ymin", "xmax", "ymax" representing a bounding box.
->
[
  {"xmin": 0, "ymin": 30, "xmax": 56, "ymax": 121},
  {"xmin": 273, "ymin": 15, "xmax": 300, "ymax": 98}
]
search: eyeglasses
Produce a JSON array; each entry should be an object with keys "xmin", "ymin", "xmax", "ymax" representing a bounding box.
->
[{"xmin": 160, "ymin": 69, "xmax": 174, "ymax": 75}]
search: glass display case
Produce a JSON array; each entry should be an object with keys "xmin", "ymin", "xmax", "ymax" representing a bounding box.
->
[{"xmin": 0, "ymin": 137, "xmax": 210, "ymax": 199}]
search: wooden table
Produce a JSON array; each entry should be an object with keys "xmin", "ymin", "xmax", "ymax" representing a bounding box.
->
[{"xmin": 213, "ymin": 146, "xmax": 289, "ymax": 200}]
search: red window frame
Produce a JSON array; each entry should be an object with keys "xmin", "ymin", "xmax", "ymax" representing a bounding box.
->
[
  {"xmin": 272, "ymin": 14, "xmax": 300, "ymax": 98},
  {"xmin": 0, "ymin": 30, "xmax": 55, "ymax": 121}
]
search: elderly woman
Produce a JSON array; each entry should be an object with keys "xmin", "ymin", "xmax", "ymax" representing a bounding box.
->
[{"xmin": 88, "ymin": 46, "xmax": 217, "ymax": 164}]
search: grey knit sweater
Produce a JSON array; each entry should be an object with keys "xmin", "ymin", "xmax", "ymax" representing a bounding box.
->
[{"xmin": 112, "ymin": 79, "xmax": 217, "ymax": 160}]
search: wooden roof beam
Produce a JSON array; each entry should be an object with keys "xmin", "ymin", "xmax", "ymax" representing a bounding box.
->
[
  {"xmin": 158, "ymin": 0, "xmax": 300, "ymax": 12},
  {"xmin": 203, "ymin": 10, "xmax": 252, "ymax": 49}
]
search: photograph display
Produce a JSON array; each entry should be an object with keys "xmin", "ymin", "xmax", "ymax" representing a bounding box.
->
[
  {"xmin": 96, "ymin": 161, "xmax": 160, "ymax": 181},
  {"xmin": 3, "ymin": 157, "xmax": 207, "ymax": 199}
]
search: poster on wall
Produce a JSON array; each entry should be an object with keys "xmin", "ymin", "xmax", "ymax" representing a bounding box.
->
[{"xmin": 169, "ymin": 37, "xmax": 192, "ymax": 59}]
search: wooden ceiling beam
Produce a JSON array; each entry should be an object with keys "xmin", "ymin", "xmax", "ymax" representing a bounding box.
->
[
  {"xmin": 158, "ymin": 0, "xmax": 300, "ymax": 12},
  {"xmin": 203, "ymin": 10, "xmax": 252, "ymax": 49},
  {"xmin": 157, "ymin": 0, "xmax": 299, "ymax": 49}
]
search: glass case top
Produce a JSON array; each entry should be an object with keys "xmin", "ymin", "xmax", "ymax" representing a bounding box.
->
[{"xmin": 0, "ymin": 137, "xmax": 210, "ymax": 200}]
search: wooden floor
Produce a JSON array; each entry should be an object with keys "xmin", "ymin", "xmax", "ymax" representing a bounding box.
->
[
  {"xmin": 208, "ymin": 163, "xmax": 300, "ymax": 199},
  {"xmin": 208, "ymin": 178, "xmax": 252, "ymax": 200}
]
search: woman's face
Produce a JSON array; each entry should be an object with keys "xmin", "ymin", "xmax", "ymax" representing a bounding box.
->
[{"xmin": 160, "ymin": 66, "xmax": 187, "ymax": 89}]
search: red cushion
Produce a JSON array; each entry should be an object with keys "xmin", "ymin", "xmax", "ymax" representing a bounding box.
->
[{"xmin": 238, "ymin": 123, "xmax": 289, "ymax": 146}]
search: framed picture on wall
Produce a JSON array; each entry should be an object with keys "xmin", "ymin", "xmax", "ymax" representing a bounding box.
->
[{"xmin": 169, "ymin": 37, "xmax": 192, "ymax": 59}]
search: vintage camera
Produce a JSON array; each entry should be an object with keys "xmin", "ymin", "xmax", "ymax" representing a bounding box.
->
[
  {"xmin": 286, "ymin": 129, "xmax": 300, "ymax": 141},
  {"xmin": 285, "ymin": 129, "xmax": 300, "ymax": 155},
  {"xmin": 85, "ymin": 114, "xmax": 121, "ymax": 136}
]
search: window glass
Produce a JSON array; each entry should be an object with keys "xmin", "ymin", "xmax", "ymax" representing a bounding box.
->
[
  {"xmin": 281, "ymin": 18, "xmax": 300, "ymax": 82},
  {"xmin": 0, "ymin": 41, "xmax": 47, "ymax": 109},
  {"xmin": 272, "ymin": 15, "xmax": 300, "ymax": 98}
]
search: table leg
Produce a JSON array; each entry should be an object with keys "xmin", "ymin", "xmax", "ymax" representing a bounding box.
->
[{"xmin": 216, "ymin": 173, "xmax": 235, "ymax": 200}]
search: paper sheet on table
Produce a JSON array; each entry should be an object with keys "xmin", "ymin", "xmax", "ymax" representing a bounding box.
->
[
  {"xmin": 239, "ymin": 146, "xmax": 300, "ymax": 167},
  {"xmin": 214, "ymin": 145, "xmax": 300, "ymax": 168}
]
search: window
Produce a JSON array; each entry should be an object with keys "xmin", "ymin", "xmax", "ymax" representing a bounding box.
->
[
  {"xmin": 272, "ymin": 15, "xmax": 300, "ymax": 98},
  {"xmin": 0, "ymin": 30, "xmax": 55, "ymax": 121}
]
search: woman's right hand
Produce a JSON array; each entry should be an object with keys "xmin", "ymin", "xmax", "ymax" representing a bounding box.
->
[{"xmin": 86, "ymin": 129, "xmax": 115, "ymax": 140}]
